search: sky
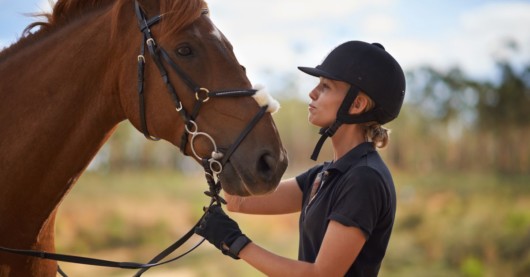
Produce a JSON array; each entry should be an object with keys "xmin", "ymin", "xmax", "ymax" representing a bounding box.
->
[{"xmin": 1, "ymin": 0, "xmax": 530, "ymax": 98}]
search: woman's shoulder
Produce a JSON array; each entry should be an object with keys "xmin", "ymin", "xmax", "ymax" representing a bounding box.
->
[{"xmin": 341, "ymin": 165, "xmax": 385, "ymax": 186}]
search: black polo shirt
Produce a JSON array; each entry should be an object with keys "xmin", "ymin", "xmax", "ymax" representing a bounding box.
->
[{"xmin": 296, "ymin": 142, "xmax": 396, "ymax": 277}]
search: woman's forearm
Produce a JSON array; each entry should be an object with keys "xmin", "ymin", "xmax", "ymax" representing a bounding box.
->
[
  {"xmin": 239, "ymin": 243, "xmax": 319, "ymax": 277},
  {"xmin": 225, "ymin": 178, "xmax": 302, "ymax": 215}
]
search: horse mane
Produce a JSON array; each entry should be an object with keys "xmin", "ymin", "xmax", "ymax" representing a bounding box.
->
[
  {"xmin": 25, "ymin": 0, "xmax": 207, "ymax": 33},
  {"xmin": 0, "ymin": 0, "xmax": 207, "ymax": 60},
  {"xmin": 23, "ymin": 0, "xmax": 115, "ymax": 33}
]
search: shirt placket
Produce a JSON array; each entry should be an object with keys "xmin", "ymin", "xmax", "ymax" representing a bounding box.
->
[{"xmin": 305, "ymin": 170, "xmax": 329, "ymax": 215}]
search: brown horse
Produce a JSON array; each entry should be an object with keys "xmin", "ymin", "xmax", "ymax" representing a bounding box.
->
[{"xmin": 0, "ymin": 0, "xmax": 288, "ymax": 275}]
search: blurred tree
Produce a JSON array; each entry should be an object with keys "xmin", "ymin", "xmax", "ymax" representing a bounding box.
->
[
  {"xmin": 475, "ymin": 60, "xmax": 530, "ymax": 173},
  {"xmin": 477, "ymin": 61, "xmax": 530, "ymax": 130},
  {"xmin": 407, "ymin": 66, "xmax": 477, "ymax": 125},
  {"xmin": 405, "ymin": 56, "xmax": 530, "ymax": 173}
]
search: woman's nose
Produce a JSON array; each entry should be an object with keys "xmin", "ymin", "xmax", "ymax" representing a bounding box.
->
[{"xmin": 309, "ymin": 87, "xmax": 317, "ymax": 101}]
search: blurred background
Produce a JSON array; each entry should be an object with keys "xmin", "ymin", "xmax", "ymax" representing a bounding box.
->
[{"xmin": 2, "ymin": 0, "xmax": 530, "ymax": 276}]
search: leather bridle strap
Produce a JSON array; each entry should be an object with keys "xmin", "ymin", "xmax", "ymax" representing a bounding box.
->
[
  {"xmin": 221, "ymin": 105, "xmax": 268, "ymax": 165},
  {"xmin": 136, "ymin": 8, "xmax": 162, "ymax": 141},
  {"xmin": 132, "ymin": 158, "xmax": 223, "ymax": 277},
  {"xmin": 134, "ymin": 1, "xmax": 260, "ymax": 161},
  {"xmin": 0, "ymin": 157, "xmax": 227, "ymax": 276},
  {"xmin": 0, "ymin": 219, "xmax": 208, "ymax": 272},
  {"xmin": 0, "ymin": 245, "xmax": 166, "ymax": 270}
]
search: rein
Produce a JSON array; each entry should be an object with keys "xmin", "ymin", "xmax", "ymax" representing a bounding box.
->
[
  {"xmin": 0, "ymin": 160, "xmax": 221, "ymax": 276},
  {"xmin": 0, "ymin": 1, "xmax": 272, "ymax": 276}
]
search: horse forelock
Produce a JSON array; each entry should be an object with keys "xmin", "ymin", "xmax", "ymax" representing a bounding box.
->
[{"xmin": 158, "ymin": 0, "xmax": 209, "ymax": 41}]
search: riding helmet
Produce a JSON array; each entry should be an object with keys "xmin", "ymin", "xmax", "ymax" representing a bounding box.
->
[{"xmin": 298, "ymin": 40, "xmax": 406, "ymax": 160}]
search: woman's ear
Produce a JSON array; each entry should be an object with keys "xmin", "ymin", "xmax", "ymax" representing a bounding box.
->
[{"xmin": 349, "ymin": 94, "xmax": 368, "ymax": 115}]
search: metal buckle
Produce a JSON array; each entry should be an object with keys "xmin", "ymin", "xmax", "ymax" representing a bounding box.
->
[
  {"xmin": 146, "ymin": 38, "xmax": 156, "ymax": 47},
  {"xmin": 195, "ymin": 88, "xmax": 210, "ymax": 102},
  {"xmin": 175, "ymin": 101, "xmax": 183, "ymax": 112}
]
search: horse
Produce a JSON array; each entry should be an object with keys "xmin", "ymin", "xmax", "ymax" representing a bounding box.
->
[{"xmin": 0, "ymin": 0, "xmax": 288, "ymax": 275}]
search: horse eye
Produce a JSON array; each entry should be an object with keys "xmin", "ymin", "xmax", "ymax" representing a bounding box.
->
[
  {"xmin": 241, "ymin": 65, "xmax": 246, "ymax": 72},
  {"xmin": 177, "ymin": 46, "xmax": 192, "ymax": 56}
]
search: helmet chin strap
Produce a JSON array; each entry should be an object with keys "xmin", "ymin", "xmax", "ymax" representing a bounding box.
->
[
  {"xmin": 311, "ymin": 120, "xmax": 343, "ymax": 161},
  {"xmin": 311, "ymin": 86, "xmax": 377, "ymax": 161}
]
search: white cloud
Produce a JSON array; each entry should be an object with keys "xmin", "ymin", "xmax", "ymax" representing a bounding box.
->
[
  {"xmin": 453, "ymin": 2, "xmax": 530, "ymax": 76},
  {"xmin": 360, "ymin": 13, "xmax": 400, "ymax": 36},
  {"xmin": 208, "ymin": 1, "xmax": 406, "ymax": 92},
  {"xmin": 460, "ymin": 1, "xmax": 530, "ymax": 58},
  {"xmin": 209, "ymin": 0, "xmax": 397, "ymax": 22},
  {"xmin": 375, "ymin": 1, "xmax": 530, "ymax": 79}
]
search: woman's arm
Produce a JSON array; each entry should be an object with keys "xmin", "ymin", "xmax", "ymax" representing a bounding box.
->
[
  {"xmin": 239, "ymin": 220, "xmax": 367, "ymax": 277},
  {"xmin": 225, "ymin": 177, "xmax": 302, "ymax": 215}
]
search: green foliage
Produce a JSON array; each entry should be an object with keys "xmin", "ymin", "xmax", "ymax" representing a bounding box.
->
[
  {"xmin": 460, "ymin": 256, "xmax": 484, "ymax": 277},
  {"xmin": 477, "ymin": 61, "xmax": 530, "ymax": 130}
]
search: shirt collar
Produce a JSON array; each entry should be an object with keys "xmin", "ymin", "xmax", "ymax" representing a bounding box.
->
[{"xmin": 327, "ymin": 142, "xmax": 376, "ymax": 174}]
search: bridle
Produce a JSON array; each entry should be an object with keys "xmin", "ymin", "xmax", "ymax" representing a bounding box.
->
[
  {"xmin": 134, "ymin": 1, "xmax": 268, "ymax": 174},
  {"xmin": 0, "ymin": 1, "xmax": 272, "ymax": 276}
]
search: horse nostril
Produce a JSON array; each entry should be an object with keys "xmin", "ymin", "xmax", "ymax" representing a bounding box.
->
[{"xmin": 257, "ymin": 152, "xmax": 275, "ymax": 180}]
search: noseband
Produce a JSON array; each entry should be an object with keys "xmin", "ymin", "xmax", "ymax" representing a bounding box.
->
[{"xmin": 135, "ymin": 1, "xmax": 268, "ymax": 175}]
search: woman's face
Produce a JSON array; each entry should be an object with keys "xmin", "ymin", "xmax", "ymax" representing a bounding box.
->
[{"xmin": 308, "ymin": 77, "xmax": 350, "ymax": 127}]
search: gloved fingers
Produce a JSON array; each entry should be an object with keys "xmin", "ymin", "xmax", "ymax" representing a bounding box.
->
[
  {"xmin": 195, "ymin": 204, "xmax": 225, "ymax": 236},
  {"xmin": 206, "ymin": 204, "xmax": 226, "ymax": 215},
  {"xmin": 195, "ymin": 220, "xmax": 207, "ymax": 237},
  {"xmin": 195, "ymin": 210, "xmax": 212, "ymax": 236}
]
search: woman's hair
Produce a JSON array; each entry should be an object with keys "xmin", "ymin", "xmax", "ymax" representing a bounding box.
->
[{"xmin": 359, "ymin": 93, "xmax": 391, "ymax": 148}]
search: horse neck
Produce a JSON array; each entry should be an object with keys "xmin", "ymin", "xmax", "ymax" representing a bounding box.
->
[{"xmin": 0, "ymin": 6, "xmax": 126, "ymax": 241}]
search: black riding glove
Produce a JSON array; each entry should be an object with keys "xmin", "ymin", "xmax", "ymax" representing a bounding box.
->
[{"xmin": 195, "ymin": 205, "xmax": 251, "ymax": 259}]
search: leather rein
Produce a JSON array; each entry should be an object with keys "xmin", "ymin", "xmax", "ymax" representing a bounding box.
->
[{"xmin": 0, "ymin": 1, "xmax": 270, "ymax": 276}]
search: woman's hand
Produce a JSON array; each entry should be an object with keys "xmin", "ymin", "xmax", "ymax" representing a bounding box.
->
[{"xmin": 194, "ymin": 205, "xmax": 251, "ymax": 259}]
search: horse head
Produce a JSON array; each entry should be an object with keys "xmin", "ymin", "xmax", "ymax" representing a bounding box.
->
[{"xmin": 116, "ymin": 0, "xmax": 288, "ymax": 196}]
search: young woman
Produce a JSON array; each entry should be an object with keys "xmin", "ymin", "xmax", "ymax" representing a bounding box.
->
[{"xmin": 195, "ymin": 40, "xmax": 406, "ymax": 277}]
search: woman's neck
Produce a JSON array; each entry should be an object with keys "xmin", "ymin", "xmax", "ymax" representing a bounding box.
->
[{"xmin": 330, "ymin": 124, "xmax": 366, "ymax": 161}]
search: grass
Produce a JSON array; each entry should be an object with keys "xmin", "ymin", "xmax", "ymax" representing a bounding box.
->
[
  {"xmin": 55, "ymin": 169, "xmax": 299, "ymax": 276},
  {"xmin": 54, "ymin": 168, "xmax": 530, "ymax": 276}
]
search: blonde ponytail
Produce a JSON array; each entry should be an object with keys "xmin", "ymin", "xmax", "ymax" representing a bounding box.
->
[
  {"xmin": 364, "ymin": 124, "xmax": 390, "ymax": 148},
  {"xmin": 359, "ymin": 92, "xmax": 391, "ymax": 148}
]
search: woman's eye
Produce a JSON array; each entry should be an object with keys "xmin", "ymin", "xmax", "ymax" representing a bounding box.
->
[{"xmin": 177, "ymin": 47, "xmax": 192, "ymax": 56}]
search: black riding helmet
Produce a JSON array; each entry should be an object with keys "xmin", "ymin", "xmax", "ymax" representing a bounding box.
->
[{"xmin": 298, "ymin": 41, "xmax": 406, "ymax": 160}]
